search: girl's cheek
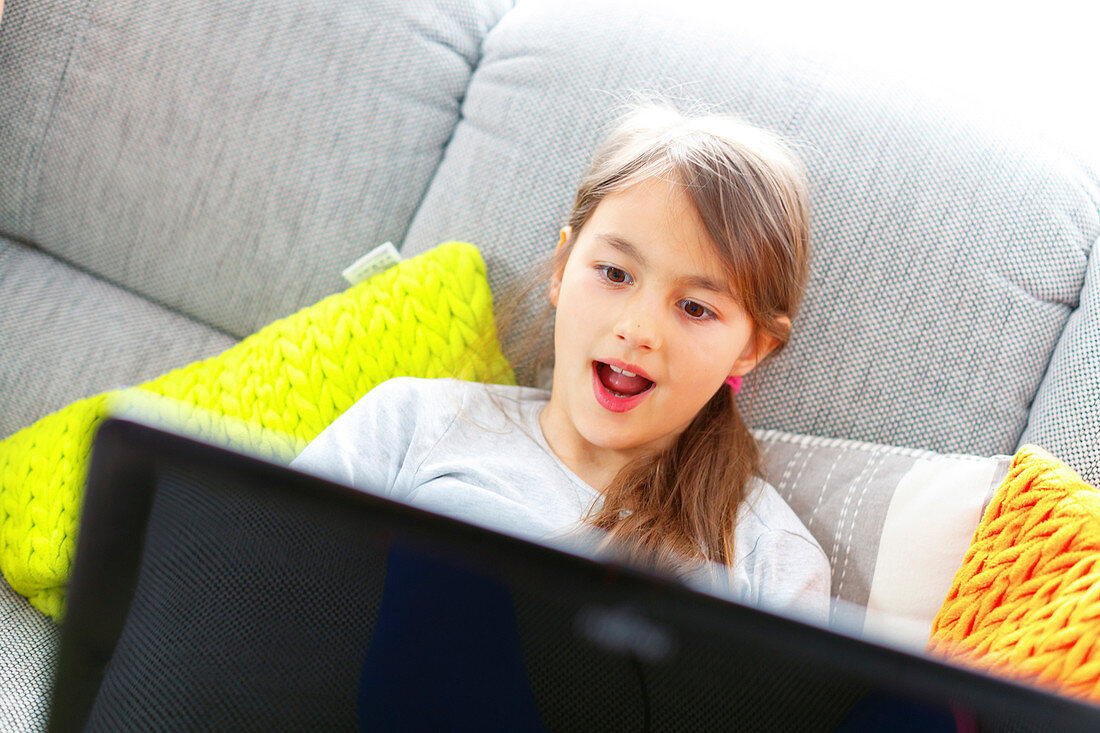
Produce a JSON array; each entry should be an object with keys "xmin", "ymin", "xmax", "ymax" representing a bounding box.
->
[
  {"xmin": 682, "ymin": 336, "xmax": 730, "ymax": 380},
  {"xmin": 578, "ymin": 281, "xmax": 614, "ymax": 313}
]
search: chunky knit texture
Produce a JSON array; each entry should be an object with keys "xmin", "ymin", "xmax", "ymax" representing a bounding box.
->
[
  {"xmin": 928, "ymin": 445, "xmax": 1100, "ymax": 702},
  {"xmin": 0, "ymin": 242, "xmax": 514, "ymax": 620}
]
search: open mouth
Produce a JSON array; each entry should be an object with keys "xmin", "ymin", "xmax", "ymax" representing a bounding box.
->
[{"xmin": 592, "ymin": 361, "xmax": 655, "ymax": 412}]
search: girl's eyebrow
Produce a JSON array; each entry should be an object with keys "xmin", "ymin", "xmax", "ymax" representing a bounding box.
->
[
  {"xmin": 596, "ymin": 233, "xmax": 647, "ymax": 266},
  {"xmin": 595, "ymin": 233, "xmax": 733, "ymax": 298}
]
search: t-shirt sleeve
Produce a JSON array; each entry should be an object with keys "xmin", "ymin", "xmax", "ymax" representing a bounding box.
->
[{"xmin": 289, "ymin": 377, "xmax": 451, "ymax": 500}]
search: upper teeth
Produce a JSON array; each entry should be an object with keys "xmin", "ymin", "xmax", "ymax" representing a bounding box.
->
[{"xmin": 608, "ymin": 364, "xmax": 636, "ymax": 377}]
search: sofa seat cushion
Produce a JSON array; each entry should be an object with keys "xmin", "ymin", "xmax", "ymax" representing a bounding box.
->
[
  {"xmin": 0, "ymin": 242, "xmax": 512, "ymax": 621},
  {"xmin": 0, "ymin": 576, "xmax": 58, "ymax": 731}
]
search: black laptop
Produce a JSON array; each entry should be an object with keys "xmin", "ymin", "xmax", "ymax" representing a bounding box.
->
[{"xmin": 48, "ymin": 415, "xmax": 1100, "ymax": 732}]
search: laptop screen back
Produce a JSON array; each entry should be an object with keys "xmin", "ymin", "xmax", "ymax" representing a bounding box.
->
[{"xmin": 49, "ymin": 417, "xmax": 1100, "ymax": 732}]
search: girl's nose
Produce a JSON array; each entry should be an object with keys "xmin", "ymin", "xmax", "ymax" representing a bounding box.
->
[{"xmin": 613, "ymin": 299, "xmax": 663, "ymax": 351}]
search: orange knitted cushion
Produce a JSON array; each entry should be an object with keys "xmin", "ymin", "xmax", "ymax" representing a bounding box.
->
[{"xmin": 928, "ymin": 445, "xmax": 1100, "ymax": 702}]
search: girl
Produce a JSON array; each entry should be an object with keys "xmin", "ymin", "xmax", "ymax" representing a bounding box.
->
[{"xmin": 291, "ymin": 105, "xmax": 830, "ymax": 623}]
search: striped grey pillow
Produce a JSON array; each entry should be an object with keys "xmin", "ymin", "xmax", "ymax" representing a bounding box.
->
[{"xmin": 756, "ymin": 429, "xmax": 1012, "ymax": 649}]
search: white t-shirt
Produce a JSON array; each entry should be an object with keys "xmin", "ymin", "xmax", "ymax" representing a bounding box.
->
[{"xmin": 291, "ymin": 377, "xmax": 831, "ymax": 624}]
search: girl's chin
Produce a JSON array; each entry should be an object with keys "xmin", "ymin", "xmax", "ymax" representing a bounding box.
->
[{"xmin": 577, "ymin": 420, "xmax": 675, "ymax": 456}]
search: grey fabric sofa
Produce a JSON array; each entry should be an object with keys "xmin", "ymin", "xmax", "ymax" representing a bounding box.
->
[{"xmin": 2, "ymin": 0, "xmax": 1098, "ymax": 728}]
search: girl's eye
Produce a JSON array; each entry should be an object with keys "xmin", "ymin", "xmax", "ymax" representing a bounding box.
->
[
  {"xmin": 680, "ymin": 299, "xmax": 715, "ymax": 320},
  {"xmin": 598, "ymin": 265, "xmax": 633, "ymax": 285}
]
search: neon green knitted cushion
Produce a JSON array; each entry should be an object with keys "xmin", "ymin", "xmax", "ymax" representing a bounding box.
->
[{"xmin": 0, "ymin": 241, "xmax": 514, "ymax": 621}]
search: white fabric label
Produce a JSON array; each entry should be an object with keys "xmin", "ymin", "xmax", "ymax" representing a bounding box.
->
[{"xmin": 341, "ymin": 242, "xmax": 402, "ymax": 285}]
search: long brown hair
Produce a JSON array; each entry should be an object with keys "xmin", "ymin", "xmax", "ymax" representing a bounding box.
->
[{"xmin": 558, "ymin": 105, "xmax": 811, "ymax": 573}]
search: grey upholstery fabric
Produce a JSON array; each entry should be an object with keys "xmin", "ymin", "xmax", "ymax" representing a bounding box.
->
[
  {"xmin": 0, "ymin": 0, "xmax": 513, "ymax": 339},
  {"xmin": 0, "ymin": 577, "xmax": 58, "ymax": 733},
  {"xmin": 0, "ymin": 0, "xmax": 89, "ymax": 239},
  {"xmin": 1022, "ymin": 229, "xmax": 1100, "ymax": 484},
  {"xmin": 402, "ymin": 0, "xmax": 1100, "ymax": 471},
  {"xmin": 0, "ymin": 240, "xmax": 235, "ymax": 439}
]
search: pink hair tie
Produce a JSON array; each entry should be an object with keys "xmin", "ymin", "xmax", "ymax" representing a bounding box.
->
[{"xmin": 725, "ymin": 375, "xmax": 742, "ymax": 394}]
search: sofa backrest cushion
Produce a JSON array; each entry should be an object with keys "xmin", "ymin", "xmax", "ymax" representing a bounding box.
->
[
  {"xmin": 400, "ymin": 0, "xmax": 1100, "ymax": 476},
  {"xmin": 0, "ymin": 0, "xmax": 513, "ymax": 338}
]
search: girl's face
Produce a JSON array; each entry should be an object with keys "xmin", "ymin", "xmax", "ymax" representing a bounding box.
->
[{"xmin": 541, "ymin": 176, "xmax": 780, "ymax": 474}]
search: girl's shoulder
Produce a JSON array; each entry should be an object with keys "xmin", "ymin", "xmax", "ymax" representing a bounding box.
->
[
  {"xmin": 367, "ymin": 376, "xmax": 549, "ymax": 424},
  {"xmin": 371, "ymin": 376, "xmax": 548, "ymax": 404},
  {"xmin": 740, "ymin": 477, "xmax": 796, "ymax": 522}
]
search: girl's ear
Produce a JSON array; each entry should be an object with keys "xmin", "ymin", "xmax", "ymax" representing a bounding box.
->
[
  {"xmin": 549, "ymin": 227, "xmax": 571, "ymax": 307},
  {"xmin": 729, "ymin": 316, "xmax": 790, "ymax": 379},
  {"xmin": 557, "ymin": 226, "xmax": 571, "ymax": 251}
]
